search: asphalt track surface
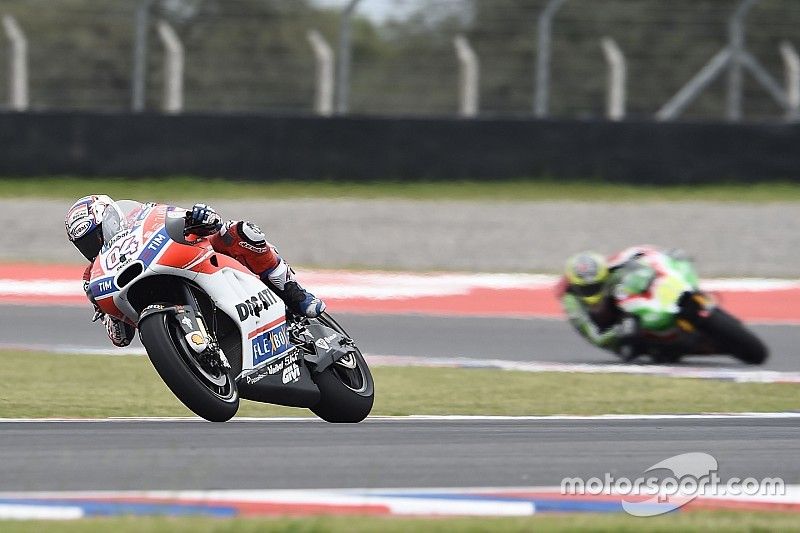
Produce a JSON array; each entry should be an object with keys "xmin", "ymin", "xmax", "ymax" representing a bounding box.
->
[
  {"xmin": 2, "ymin": 305, "xmax": 797, "ymax": 371},
  {"xmin": 2, "ymin": 305, "xmax": 798, "ymax": 492},
  {"xmin": 0, "ymin": 418, "xmax": 797, "ymax": 491}
]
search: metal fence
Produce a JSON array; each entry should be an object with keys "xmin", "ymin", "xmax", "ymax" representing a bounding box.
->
[{"xmin": 1, "ymin": 0, "xmax": 799, "ymax": 121}]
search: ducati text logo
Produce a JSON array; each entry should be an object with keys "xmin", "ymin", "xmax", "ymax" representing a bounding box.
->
[{"xmin": 237, "ymin": 289, "xmax": 279, "ymax": 321}]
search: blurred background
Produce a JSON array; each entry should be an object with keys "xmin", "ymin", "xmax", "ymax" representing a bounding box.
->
[
  {"xmin": 0, "ymin": 0, "xmax": 799, "ymax": 274},
  {"xmin": 1, "ymin": 0, "xmax": 799, "ymax": 120},
  {"xmin": 1, "ymin": 0, "xmax": 800, "ymax": 186}
]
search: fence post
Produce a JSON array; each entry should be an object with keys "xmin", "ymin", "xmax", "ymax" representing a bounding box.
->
[
  {"xmin": 336, "ymin": 0, "xmax": 362, "ymax": 115},
  {"xmin": 454, "ymin": 35, "xmax": 479, "ymax": 117},
  {"xmin": 600, "ymin": 37, "xmax": 625, "ymax": 120},
  {"xmin": 780, "ymin": 41, "xmax": 800, "ymax": 120},
  {"xmin": 655, "ymin": 49, "xmax": 732, "ymax": 121},
  {"xmin": 131, "ymin": 0, "xmax": 152, "ymax": 112},
  {"xmin": 727, "ymin": 0, "xmax": 759, "ymax": 121},
  {"xmin": 307, "ymin": 30, "xmax": 334, "ymax": 117},
  {"xmin": 534, "ymin": 0, "xmax": 567, "ymax": 117},
  {"xmin": 157, "ymin": 20, "xmax": 184, "ymax": 114},
  {"xmin": 2, "ymin": 15, "xmax": 28, "ymax": 111}
]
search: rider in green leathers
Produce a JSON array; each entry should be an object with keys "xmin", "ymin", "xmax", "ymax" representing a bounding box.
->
[{"xmin": 557, "ymin": 245, "xmax": 687, "ymax": 361}]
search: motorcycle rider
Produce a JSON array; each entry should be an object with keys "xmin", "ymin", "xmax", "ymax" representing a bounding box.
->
[
  {"xmin": 557, "ymin": 245, "xmax": 686, "ymax": 361},
  {"xmin": 65, "ymin": 195, "xmax": 326, "ymax": 347}
]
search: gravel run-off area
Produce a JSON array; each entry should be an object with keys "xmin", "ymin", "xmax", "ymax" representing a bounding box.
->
[{"xmin": 8, "ymin": 198, "xmax": 799, "ymax": 277}]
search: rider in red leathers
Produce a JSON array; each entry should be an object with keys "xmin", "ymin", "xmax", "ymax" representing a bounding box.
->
[{"xmin": 65, "ymin": 196, "xmax": 325, "ymax": 348}]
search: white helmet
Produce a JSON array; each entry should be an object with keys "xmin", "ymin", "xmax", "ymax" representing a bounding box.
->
[{"xmin": 65, "ymin": 194, "xmax": 114, "ymax": 260}]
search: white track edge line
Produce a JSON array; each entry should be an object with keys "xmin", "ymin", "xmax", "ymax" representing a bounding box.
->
[{"xmin": 0, "ymin": 412, "xmax": 798, "ymax": 423}]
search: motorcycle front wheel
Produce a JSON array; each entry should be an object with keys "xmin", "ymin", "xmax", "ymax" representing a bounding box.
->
[
  {"xmin": 139, "ymin": 311, "xmax": 239, "ymax": 422},
  {"xmin": 309, "ymin": 313, "xmax": 374, "ymax": 423}
]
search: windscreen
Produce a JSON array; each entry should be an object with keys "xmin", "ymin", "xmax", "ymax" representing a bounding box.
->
[{"xmin": 101, "ymin": 200, "xmax": 142, "ymax": 243}]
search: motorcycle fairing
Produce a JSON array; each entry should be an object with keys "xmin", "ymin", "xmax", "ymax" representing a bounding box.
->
[
  {"xmin": 612, "ymin": 252, "xmax": 698, "ymax": 331},
  {"xmin": 88, "ymin": 201, "xmax": 291, "ymax": 376}
]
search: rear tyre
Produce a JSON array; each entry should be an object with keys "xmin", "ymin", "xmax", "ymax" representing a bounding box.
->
[
  {"xmin": 697, "ymin": 308, "xmax": 768, "ymax": 365},
  {"xmin": 139, "ymin": 312, "xmax": 239, "ymax": 422},
  {"xmin": 309, "ymin": 313, "xmax": 374, "ymax": 423}
]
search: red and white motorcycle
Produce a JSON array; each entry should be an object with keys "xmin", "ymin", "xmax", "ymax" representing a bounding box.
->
[{"xmin": 87, "ymin": 200, "xmax": 374, "ymax": 422}]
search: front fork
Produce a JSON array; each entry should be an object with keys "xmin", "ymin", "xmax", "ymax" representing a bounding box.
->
[
  {"xmin": 139, "ymin": 284, "xmax": 230, "ymax": 370},
  {"xmin": 676, "ymin": 291, "xmax": 717, "ymax": 332}
]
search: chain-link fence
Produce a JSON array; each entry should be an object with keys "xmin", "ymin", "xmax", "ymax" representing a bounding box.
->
[{"xmin": 1, "ymin": 0, "xmax": 799, "ymax": 121}]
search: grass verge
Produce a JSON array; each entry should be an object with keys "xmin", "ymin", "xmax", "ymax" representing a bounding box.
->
[
  {"xmin": 2, "ymin": 511, "xmax": 800, "ymax": 532},
  {"xmin": 3, "ymin": 176, "xmax": 800, "ymax": 202},
  {"xmin": 0, "ymin": 350, "xmax": 797, "ymax": 417}
]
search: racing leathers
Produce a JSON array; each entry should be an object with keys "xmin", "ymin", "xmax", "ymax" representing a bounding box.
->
[{"xmin": 86, "ymin": 203, "xmax": 325, "ymax": 347}]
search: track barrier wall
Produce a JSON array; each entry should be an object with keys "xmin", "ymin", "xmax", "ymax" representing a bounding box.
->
[{"xmin": 0, "ymin": 112, "xmax": 797, "ymax": 183}]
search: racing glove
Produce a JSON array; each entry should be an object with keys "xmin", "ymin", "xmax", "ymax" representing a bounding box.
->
[
  {"xmin": 614, "ymin": 317, "xmax": 641, "ymax": 362},
  {"xmin": 185, "ymin": 203, "xmax": 223, "ymax": 237}
]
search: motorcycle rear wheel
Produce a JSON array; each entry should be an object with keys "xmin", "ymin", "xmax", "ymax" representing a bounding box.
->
[
  {"xmin": 696, "ymin": 308, "xmax": 768, "ymax": 365},
  {"xmin": 139, "ymin": 311, "xmax": 239, "ymax": 422},
  {"xmin": 309, "ymin": 313, "xmax": 374, "ymax": 423}
]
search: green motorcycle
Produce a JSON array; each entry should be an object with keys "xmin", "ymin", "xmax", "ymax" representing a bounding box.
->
[{"xmin": 611, "ymin": 252, "xmax": 768, "ymax": 365}]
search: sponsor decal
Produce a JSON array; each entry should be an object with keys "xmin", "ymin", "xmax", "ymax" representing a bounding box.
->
[
  {"xmin": 239, "ymin": 241, "xmax": 267, "ymax": 253},
  {"xmin": 67, "ymin": 204, "xmax": 89, "ymax": 225},
  {"xmin": 181, "ymin": 316, "xmax": 193, "ymax": 330},
  {"xmin": 252, "ymin": 322, "xmax": 290, "ymax": 366},
  {"xmin": 147, "ymin": 232, "xmax": 166, "ymax": 251},
  {"xmin": 184, "ymin": 331, "xmax": 208, "ymax": 353},
  {"xmin": 138, "ymin": 228, "xmax": 170, "ymax": 266},
  {"xmin": 236, "ymin": 289, "xmax": 279, "ymax": 321},
  {"xmin": 90, "ymin": 276, "xmax": 117, "ymax": 298},
  {"xmin": 245, "ymin": 370, "xmax": 269, "ymax": 385},
  {"xmin": 246, "ymin": 351, "xmax": 298, "ymax": 384},
  {"xmin": 267, "ymin": 351, "xmax": 298, "ymax": 375},
  {"xmin": 314, "ymin": 334, "xmax": 339, "ymax": 351},
  {"xmin": 282, "ymin": 363, "xmax": 301, "ymax": 384},
  {"xmin": 69, "ymin": 219, "xmax": 92, "ymax": 239}
]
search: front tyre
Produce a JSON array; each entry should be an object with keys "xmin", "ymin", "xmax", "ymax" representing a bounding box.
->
[
  {"xmin": 697, "ymin": 308, "xmax": 768, "ymax": 365},
  {"xmin": 310, "ymin": 313, "xmax": 374, "ymax": 423},
  {"xmin": 139, "ymin": 312, "xmax": 239, "ymax": 422}
]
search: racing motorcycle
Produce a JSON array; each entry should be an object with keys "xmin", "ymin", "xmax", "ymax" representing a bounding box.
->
[
  {"xmin": 87, "ymin": 200, "xmax": 374, "ymax": 422},
  {"xmin": 610, "ymin": 250, "xmax": 767, "ymax": 365}
]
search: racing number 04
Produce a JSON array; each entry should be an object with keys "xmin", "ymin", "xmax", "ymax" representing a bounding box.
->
[{"xmin": 105, "ymin": 235, "xmax": 139, "ymax": 270}]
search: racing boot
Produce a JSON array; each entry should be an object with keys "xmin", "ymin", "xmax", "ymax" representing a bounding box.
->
[
  {"xmin": 261, "ymin": 257, "xmax": 326, "ymax": 318},
  {"xmin": 208, "ymin": 220, "xmax": 326, "ymax": 317}
]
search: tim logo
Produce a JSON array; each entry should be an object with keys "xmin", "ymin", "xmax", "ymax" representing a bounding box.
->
[
  {"xmin": 147, "ymin": 233, "xmax": 166, "ymax": 250},
  {"xmin": 252, "ymin": 323, "xmax": 290, "ymax": 366},
  {"xmin": 91, "ymin": 277, "xmax": 116, "ymax": 297}
]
